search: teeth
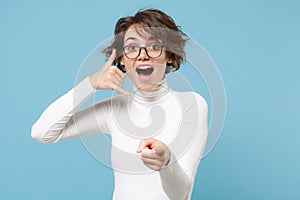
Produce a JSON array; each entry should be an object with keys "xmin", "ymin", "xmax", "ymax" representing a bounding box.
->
[{"xmin": 137, "ymin": 66, "xmax": 152, "ymax": 70}]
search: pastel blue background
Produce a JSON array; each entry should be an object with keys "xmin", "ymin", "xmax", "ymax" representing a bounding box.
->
[{"xmin": 1, "ymin": 0, "xmax": 299, "ymax": 199}]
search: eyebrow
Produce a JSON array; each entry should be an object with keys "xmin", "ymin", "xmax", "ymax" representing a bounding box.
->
[
  {"xmin": 124, "ymin": 37, "xmax": 138, "ymax": 42},
  {"xmin": 124, "ymin": 37, "xmax": 161, "ymax": 45}
]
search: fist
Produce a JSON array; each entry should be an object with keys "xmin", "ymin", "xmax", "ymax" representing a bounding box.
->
[{"xmin": 137, "ymin": 138, "xmax": 171, "ymax": 171}]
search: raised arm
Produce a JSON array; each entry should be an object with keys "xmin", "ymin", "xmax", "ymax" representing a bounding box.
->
[
  {"xmin": 31, "ymin": 78, "xmax": 98, "ymax": 143},
  {"xmin": 31, "ymin": 49, "xmax": 129, "ymax": 143}
]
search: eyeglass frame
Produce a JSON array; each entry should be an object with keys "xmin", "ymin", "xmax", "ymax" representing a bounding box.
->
[{"xmin": 122, "ymin": 43, "xmax": 165, "ymax": 59}]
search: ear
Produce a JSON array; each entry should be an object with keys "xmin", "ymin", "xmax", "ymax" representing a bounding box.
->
[{"xmin": 166, "ymin": 56, "xmax": 172, "ymax": 63}]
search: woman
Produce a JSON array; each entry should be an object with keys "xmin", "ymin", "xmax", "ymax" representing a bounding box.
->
[{"xmin": 31, "ymin": 9, "xmax": 208, "ymax": 200}]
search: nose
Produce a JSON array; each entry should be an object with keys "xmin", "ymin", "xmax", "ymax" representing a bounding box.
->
[{"xmin": 137, "ymin": 47, "xmax": 149, "ymax": 60}]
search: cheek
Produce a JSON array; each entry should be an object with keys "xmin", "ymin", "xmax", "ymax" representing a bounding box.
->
[
  {"xmin": 123, "ymin": 60, "xmax": 135, "ymax": 72},
  {"xmin": 157, "ymin": 65, "xmax": 167, "ymax": 75},
  {"xmin": 153, "ymin": 61, "xmax": 167, "ymax": 76},
  {"xmin": 155, "ymin": 58, "xmax": 168, "ymax": 69}
]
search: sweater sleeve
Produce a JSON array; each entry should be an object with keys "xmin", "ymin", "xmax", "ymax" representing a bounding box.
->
[
  {"xmin": 159, "ymin": 93, "xmax": 208, "ymax": 200},
  {"xmin": 31, "ymin": 77, "xmax": 110, "ymax": 143}
]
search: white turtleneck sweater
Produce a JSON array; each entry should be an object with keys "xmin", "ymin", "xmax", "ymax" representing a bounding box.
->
[{"xmin": 31, "ymin": 77, "xmax": 208, "ymax": 200}]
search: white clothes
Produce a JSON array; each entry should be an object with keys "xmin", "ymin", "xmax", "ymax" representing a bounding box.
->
[{"xmin": 31, "ymin": 77, "xmax": 208, "ymax": 200}]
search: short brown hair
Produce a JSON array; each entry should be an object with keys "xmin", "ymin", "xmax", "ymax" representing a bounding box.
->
[{"xmin": 103, "ymin": 9, "xmax": 189, "ymax": 73}]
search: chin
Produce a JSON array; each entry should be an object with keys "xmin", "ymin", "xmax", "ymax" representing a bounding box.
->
[
  {"xmin": 137, "ymin": 83, "xmax": 157, "ymax": 91},
  {"xmin": 129, "ymin": 71, "xmax": 164, "ymax": 92},
  {"xmin": 134, "ymin": 75, "xmax": 165, "ymax": 92}
]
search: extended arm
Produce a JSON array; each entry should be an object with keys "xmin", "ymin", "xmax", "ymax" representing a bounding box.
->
[
  {"xmin": 137, "ymin": 93, "xmax": 208, "ymax": 200},
  {"xmin": 160, "ymin": 94, "xmax": 208, "ymax": 199}
]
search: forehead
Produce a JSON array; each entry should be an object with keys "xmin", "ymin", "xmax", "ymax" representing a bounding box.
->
[{"xmin": 124, "ymin": 25, "xmax": 156, "ymax": 43}]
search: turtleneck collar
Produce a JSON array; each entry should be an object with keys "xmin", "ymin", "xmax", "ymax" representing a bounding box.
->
[{"xmin": 131, "ymin": 78, "xmax": 169, "ymax": 104}]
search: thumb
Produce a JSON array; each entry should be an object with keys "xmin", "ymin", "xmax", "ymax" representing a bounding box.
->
[{"xmin": 107, "ymin": 49, "xmax": 117, "ymax": 66}]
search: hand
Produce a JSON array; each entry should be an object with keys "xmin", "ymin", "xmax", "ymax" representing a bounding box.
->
[
  {"xmin": 89, "ymin": 49, "xmax": 130, "ymax": 96},
  {"xmin": 137, "ymin": 138, "xmax": 171, "ymax": 171}
]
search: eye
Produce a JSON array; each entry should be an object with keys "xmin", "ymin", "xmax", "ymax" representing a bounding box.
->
[
  {"xmin": 126, "ymin": 44, "xmax": 139, "ymax": 51},
  {"xmin": 149, "ymin": 43, "xmax": 162, "ymax": 51}
]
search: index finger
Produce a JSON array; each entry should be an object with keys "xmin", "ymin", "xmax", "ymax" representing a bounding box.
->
[{"xmin": 137, "ymin": 139, "xmax": 157, "ymax": 153}]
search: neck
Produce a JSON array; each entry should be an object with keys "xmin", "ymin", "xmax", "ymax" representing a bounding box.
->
[{"xmin": 131, "ymin": 78, "xmax": 169, "ymax": 104}]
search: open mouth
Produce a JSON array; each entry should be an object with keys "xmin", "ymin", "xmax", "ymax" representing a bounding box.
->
[{"xmin": 136, "ymin": 66, "xmax": 154, "ymax": 77}]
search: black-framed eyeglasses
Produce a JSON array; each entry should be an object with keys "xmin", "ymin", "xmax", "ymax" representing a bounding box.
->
[{"xmin": 122, "ymin": 43, "xmax": 164, "ymax": 59}]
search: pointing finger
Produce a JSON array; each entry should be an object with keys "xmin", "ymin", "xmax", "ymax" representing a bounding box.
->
[
  {"xmin": 137, "ymin": 139, "xmax": 156, "ymax": 153},
  {"xmin": 137, "ymin": 140, "xmax": 148, "ymax": 153}
]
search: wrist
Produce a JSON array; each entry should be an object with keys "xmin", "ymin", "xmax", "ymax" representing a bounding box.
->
[
  {"xmin": 165, "ymin": 149, "xmax": 171, "ymax": 166},
  {"xmin": 89, "ymin": 74, "xmax": 98, "ymax": 90}
]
